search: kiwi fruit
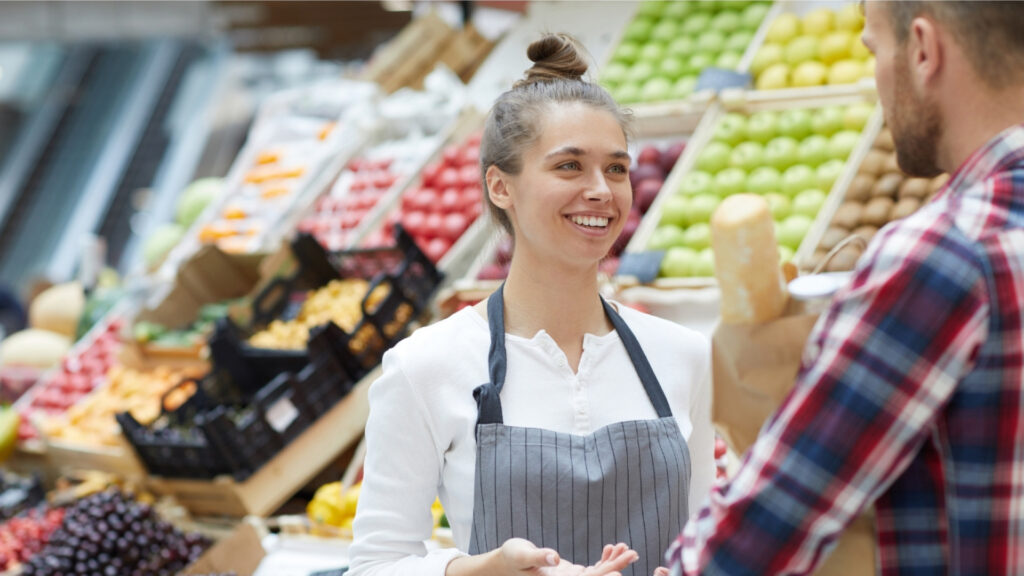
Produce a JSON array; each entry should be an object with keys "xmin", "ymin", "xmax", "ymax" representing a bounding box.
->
[
  {"xmin": 872, "ymin": 173, "xmax": 903, "ymax": 198},
  {"xmin": 859, "ymin": 149, "xmax": 889, "ymax": 177},
  {"xmin": 847, "ymin": 174, "xmax": 875, "ymax": 202},
  {"xmin": 891, "ymin": 197, "xmax": 922, "ymax": 221},
  {"xmin": 852, "ymin": 225, "xmax": 879, "ymax": 243},
  {"xmin": 875, "ymin": 128, "xmax": 895, "ymax": 152},
  {"xmin": 898, "ymin": 178, "xmax": 930, "ymax": 199},
  {"xmin": 820, "ymin": 226, "xmax": 851, "ymax": 251},
  {"xmin": 929, "ymin": 173, "xmax": 950, "ymax": 193},
  {"xmin": 824, "ymin": 244, "xmax": 863, "ymax": 272},
  {"xmin": 881, "ymin": 153, "xmax": 902, "ymax": 174},
  {"xmin": 832, "ymin": 202, "xmax": 863, "ymax": 229},
  {"xmin": 863, "ymin": 197, "xmax": 895, "ymax": 226}
]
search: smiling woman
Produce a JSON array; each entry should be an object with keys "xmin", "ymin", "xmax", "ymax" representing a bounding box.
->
[{"xmin": 348, "ymin": 33, "xmax": 714, "ymax": 576}]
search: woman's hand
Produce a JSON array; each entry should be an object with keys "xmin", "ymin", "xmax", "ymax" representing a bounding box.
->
[
  {"xmin": 447, "ymin": 539, "xmax": 638, "ymax": 576},
  {"xmin": 653, "ymin": 567, "xmax": 670, "ymax": 576}
]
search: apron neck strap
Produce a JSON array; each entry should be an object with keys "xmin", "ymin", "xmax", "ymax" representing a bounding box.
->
[{"xmin": 474, "ymin": 283, "xmax": 673, "ymax": 426}]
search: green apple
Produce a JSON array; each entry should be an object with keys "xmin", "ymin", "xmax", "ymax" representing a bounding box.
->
[
  {"xmin": 641, "ymin": 77, "xmax": 673, "ymax": 103},
  {"xmin": 627, "ymin": 61, "xmax": 657, "ymax": 84},
  {"xmin": 850, "ymin": 35, "xmax": 871, "ymax": 59},
  {"xmin": 778, "ymin": 245, "xmax": 795, "ymax": 264},
  {"xmin": 681, "ymin": 12, "xmax": 714, "ymax": 36},
  {"xmin": 835, "ymin": 3, "xmax": 864, "ymax": 32},
  {"xmin": 663, "ymin": 1, "xmax": 694, "ymax": 21},
  {"xmin": 614, "ymin": 82, "xmax": 642, "ymax": 104},
  {"xmin": 781, "ymin": 164, "xmax": 817, "ymax": 196},
  {"xmin": 671, "ymin": 76, "xmax": 699, "ymax": 100},
  {"xmin": 766, "ymin": 13, "xmax": 800, "ymax": 44},
  {"xmin": 602, "ymin": 62, "xmax": 631, "ymax": 86},
  {"xmin": 659, "ymin": 57, "xmax": 688, "ymax": 81},
  {"xmin": 678, "ymin": 171, "xmax": 715, "ymax": 196},
  {"xmin": 777, "ymin": 108, "xmax": 814, "ymax": 140},
  {"xmin": 747, "ymin": 166, "xmax": 782, "ymax": 195},
  {"xmin": 828, "ymin": 59, "xmax": 864, "ymax": 84},
  {"xmin": 801, "ymin": 8, "xmax": 834, "ymax": 37},
  {"xmin": 792, "ymin": 188, "xmax": 827, "ymax": 217},
  {"xmin": 725, "ymin": 31, "xmax": 754, "ymax": 54},
  {"xmin": 750, "ymin": 43, "xmax": 785, "ymax": 77},
  {"xmin": 660, "ymin": 196, "xmax": 691, "ymax": 227},
  {"xmin": 636, "ymin": 0, "xmax": 665, "ymax": 19},
  {"xmin": 816, "ymin": 159, "xmax": 846, "ymax": 190},
  {"xmin": 811, "ymin": 106, "xmax": 845, "ymax": 136},
  {"xmin": 639, "ymin": 43, "xmax": 666, "ymax": 63},
  {"xmin": 650, "ymin": 225, "xmax": 688, "ymax": 251},
  {"xmin": 716, "ymin": 51, "xmax": 743, "ymax": 70},
  {"xmin": 741, "ymin": 3, "xmax": 771, "ymax": 31},
  {"xmin": 651, "ymin": 20, "xmax": 680, "ymax": 44},
  {"xmin": 792, "ymin": 61, "xmax": 828, "ymax": 87},
  {"xmin": 764, "ymin": 136, "xmax": 800, "ymax": 170},
  {"xmin": 687, "ymin": 53, "xmax": 716, "ymax": 75},
  {"xmin": 843, "ymin": 103, "xmax": 874, "ymax": 131},
  {"xmin": 693, "ymin": 248, "xmax": 715, "ymax": 277},
  {"xmin": 683, "ymin": 223, "xmax": 712, "ymax": 250},
  {"xmin": 730, "ymin": 141, "xmax": 765, "ymax": 171},
  {"xmin": 697, "ymin": 141, "xmax": 733, "ymax": 174},
  {"xmin": 711, "ymin": 11, "xmax": 742, "ymax": 34},
  {"xmin": 785, "ymin": 35, "xmax": 820, "ymax": 66},
  {"xmin": 756, "ymin": 63, "xmax": 791, "ymax": 90},
  {"xmin": 689, "ymin": 194, "xmax": 722, "ymax": 225},
  {"xmin": 777, "ymin": 214, "xmax": 813, "ymax": 249},
  {"xmin": 820, "ymin": 31, "xmax": 853, "ymax": 64},
  {"xmin": 696, "ymin": 31, "xmax": 727, "ymax": 55},
  {"xmin": 764, "ymin": 193, "xmax": 792, "ymax": 220},
  {"xmin": 714, "ymin": 167, "xmax": 748, "ymax": 198},
  {"xmin": 613, "ymin": 42, "xmax": 641, "ymax": 65},
  {"xmin": 667, "ymin": 36, "xmax": 696, "ymax": 60},
  {"xmin": 828, "ymin": 130, "xmax": 861, "ymax": 160},
  {"xmin": 714, "ymin": 113, "xmax": 748, "ymax": 146},
  {"xmin": 747, "ymin": 111, "xmax": 779, "ymax": 143},
  {"xmin": 624, "ymin": 18, "xmax": 656, "ymax": 43},
  {"xmin": 660, "ymin": 246, "xmax": 698, "ymax": 277},
  {"xmin": 797, "ymin": 134, "xmax": 831, "ymax": 167}
]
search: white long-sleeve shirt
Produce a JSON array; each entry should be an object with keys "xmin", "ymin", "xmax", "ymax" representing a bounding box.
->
[{"xmin": 348, "ymin": 304, "xmax": 714, "ymax": 576}]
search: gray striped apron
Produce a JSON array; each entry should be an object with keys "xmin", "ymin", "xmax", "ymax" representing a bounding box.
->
[{"xmin": 469, "ymin": 286, "xmax": 691, "ymax": 576}]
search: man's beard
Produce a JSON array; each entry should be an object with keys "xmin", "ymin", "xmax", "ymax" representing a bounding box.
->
[{"xmin": 889, "ymin": 56, "xmax": 944, "ymax": 177}]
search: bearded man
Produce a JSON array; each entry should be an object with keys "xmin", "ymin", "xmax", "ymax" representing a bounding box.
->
[{"xmin": 668, "ymin": 2, "xmax": 1024, "ymax": 574}]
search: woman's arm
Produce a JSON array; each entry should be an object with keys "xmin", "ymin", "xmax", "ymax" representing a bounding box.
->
[{"xmin": 686, "ymin": 351, "xmax": 716, "ymax": 515}]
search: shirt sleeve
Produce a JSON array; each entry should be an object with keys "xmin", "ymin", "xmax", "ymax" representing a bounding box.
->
[
  {"xmin": 686, "ymin": 341, "xmax": 716, "ymax": 517},
  {"xmin": 348, "ymin": 350, "xmax": 467, "ymax": 576},
  {"xmin": 668, "ymin": 217, "xmax": 990, "ymax": 575}
]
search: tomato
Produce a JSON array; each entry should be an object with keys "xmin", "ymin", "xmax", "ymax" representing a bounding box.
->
[
  {"xmin": 459, "ymin": 145, "xmax": 480, "ymax": 167},
  {"xmin": 401, "ymin": 211, "xmax": 426, "ymax": 236},
  {"xmin": 350, "ymin": 175, "xmax": 370, "ymax": 192},
  {"xmin": 422, "ymin": 212, "xmax": 444, "ymax": 239},
  {"xmin": 460, "ymin": 184, "xmax": 483, "ymax": 211},
  {"xmin": 372, "ymin": 171, "xmax": 396, "ymax": 190},
  {"xmin": 439, "ymin": 188, "xmax": 461, "ymax": 213},
  {"xmin": 440, "ymin": 212, "xmax": 469, "ymax": 240},
  {"xmin": 341, "ymin": 211, "xmax": 361, "ymax": 230},
  {"xmin": 423, "ymin": 237, "xmax": 453, "ymax": 263},
  {"xmin": 421, "ymin": 161, "xmax": 444, "ymax": 188},
  {"xmin": 458, "ymin": 164, "xmax": 481, "ymax": 188},
  {"xmin": 441, "ymin": 145, "xmax": 461, "ymax": 166},
  {"xmin": 436, "ymin": 168, "xmax": 460, "ymax": 190}
]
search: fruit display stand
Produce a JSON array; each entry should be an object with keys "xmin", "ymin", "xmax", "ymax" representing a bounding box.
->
[
  {"xmin": 146, "ymin": 366, "xmax": 377, "ymax": 518},
  {"xmin": 288, "ymin": 73, "xmax": 471, "ymax": 254},
  {"xmin": 597, "ymin": 1, "xmax": 775, "ymax": 137},
  {"xmin": 620, "ymin": 85, "xmax": 882, "ymax": 290},
  {"xmin": 744, "ymin": 1, "xmax": 874, "ymax": 94},
  {"xmin": 159, "ymin": 79, "xmax": 380, "ymax": 275}
]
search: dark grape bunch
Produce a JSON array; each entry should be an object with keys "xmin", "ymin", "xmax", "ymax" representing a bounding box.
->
[{"xmin": 20, "ymin": 490, "xmax": 211, "ymax": 576}]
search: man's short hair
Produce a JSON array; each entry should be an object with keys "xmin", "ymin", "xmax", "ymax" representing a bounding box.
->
[{"xmin": 883, "ymin": 1, "xmax": 1024, "ymax": 89}]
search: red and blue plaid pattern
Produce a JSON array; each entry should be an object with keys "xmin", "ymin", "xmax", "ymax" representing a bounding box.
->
[{"xmin": 668, "ymin": 124, "xmax": 1024, "ymax": 575}]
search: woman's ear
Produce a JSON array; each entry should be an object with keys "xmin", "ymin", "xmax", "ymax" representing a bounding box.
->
[{"xmin": 486, "ymin": 165, "xmax": 513, "ymax": 209}]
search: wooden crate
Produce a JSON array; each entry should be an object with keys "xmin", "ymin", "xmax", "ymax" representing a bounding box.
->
[
  {"xmin": 147, "ymin": 368, "xmax": 376, "ymax": 518},
  {"xmin": 362, "ymin": 12, "xmax": 457, "ymax": 94},
  {"xmin": 44, "ymin": 436, "xmax": 148, "ymax": 479}
]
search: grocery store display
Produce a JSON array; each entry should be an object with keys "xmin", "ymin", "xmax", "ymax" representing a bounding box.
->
[
  {"xmin": 602, "ymin": 1, "xmax": 773, "ymax": 103},
  {"xmin": 0, "ymin": 329, "xmax": 70, "ymax": 371},
  {"xmin": 369, "ymin": 134, "xmax": 484, "ymax": 264},
  {"xmin": 643, "ymin": 101, "xmax": 873, "ymax": 278},
  {"xmin": 132, "ymin": 300, "xmax": 235, "ymax": 350},
  {"xmin": 809, "ymin": 126, "xmax": 948, "ymax": 271},
  {"xmin": 19, "ymin": 489, "xmax": 210, "ymax": 576},
  {"xmin": 28, "ymin": 282, "xmax": 85, "ymax": 339},
  {"xmin": 0, "ymin": 506, "xmax": 65, "ymax": 571},
  {"xmin": 17, "ymin": 317, "xmax": 123, "ymax": 443},
  {"xmin": 751, "ymin": 4, "xmax": 873, "ymax": 90},
  {"xmin": 0, "ymin": 471, "xmax": 45, "ymax": 522}
]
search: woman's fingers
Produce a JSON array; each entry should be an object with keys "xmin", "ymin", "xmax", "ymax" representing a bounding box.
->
[{"xmin": 653, "ymin": 567, "xmax": 671, "ymax": 576}]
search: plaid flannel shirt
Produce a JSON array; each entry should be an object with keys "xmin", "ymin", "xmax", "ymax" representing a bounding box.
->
[{"xmin": 668, "ymin": 124, "xmax": 1024, "ymax": 575}]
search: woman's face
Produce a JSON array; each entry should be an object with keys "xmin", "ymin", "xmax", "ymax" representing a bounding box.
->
[{"xmin": 492, "ymin": 102, "xmax": 631, "ymax": 270}]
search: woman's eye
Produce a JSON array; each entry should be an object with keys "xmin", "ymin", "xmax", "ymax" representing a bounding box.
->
[
  {"xmin": 558, "ymin": 161, "xmax": 581, "ymax": 170},
  {"xmin": 608, "ymin": 164, "xmax": 628, "ymax": 174}
]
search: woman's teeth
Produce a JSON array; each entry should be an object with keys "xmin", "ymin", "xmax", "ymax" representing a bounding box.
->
[{"xmin": 570, "ymin": 215, "xmax": 609, "ymax": 228}]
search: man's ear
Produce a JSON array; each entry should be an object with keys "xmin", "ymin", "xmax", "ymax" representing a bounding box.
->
[
  {"xmin": 909, "ymin": 15, "xmax": 943, "ymax": 88},
  {"xmin": 486, "ymin": 165, "xmax": 513, "ymax": 209}
]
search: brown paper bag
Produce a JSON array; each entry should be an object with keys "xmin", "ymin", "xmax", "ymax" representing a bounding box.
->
[{"xmin": 712, "ymin": 305, "xmax": 878, "ymax": 576}]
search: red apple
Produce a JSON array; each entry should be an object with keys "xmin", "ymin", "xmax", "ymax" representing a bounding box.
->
[
  {"xmin": 660, "ymin": 141, "xmax": 686, "ymax": 173},
  {"xmin": 637, "ymin": 145, "xmax": 661, "ymax": 166},
  {"xmin": 424, "ymin": 237, "xmax": 453, "ymax": 262},
  {"xmin": 423, "ymin": 212, "xmax": 444, "ymax": 238},
  {"xmin": 437, "ymin": 168, "xmax": 460, "ymax": 190},
  {"xmin": 459, "ymin": 145, "xmax": 481, "ymax": 167},
  {"xmin": 421, "ymin": 162, "xmax": 443, "ymax": 188},
  {"xmin": 441, "ymin": 212, "xmax": 469, "ymax": 240},
  {"xmin": 629, "ymin": 164, "xmax": 663, "ymax": 190},
  {"xmin": 442, "ymin": 145, "xmax": 461, "ymax": 166},
  {"xmin": 635, "ymin": 178, "xmax": 664, "ymax": 213},
  {"xmin": 459, "ymin": 164, "xmax": 481, "ymax": 188},
  {"xmin": 402, "ymin": 211, "xmax": 427, "ymax": 236}
]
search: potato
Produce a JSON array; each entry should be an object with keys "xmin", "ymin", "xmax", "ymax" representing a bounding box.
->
[
  {"xmin": 824, "ymin": 244, "xmax": 863, "ymax": 272},
  {"xmin": 882, "ymin": 153, "xmax": 902, "ymax": 174},
  {"xmin": 891, "ymin": 197, "xmax": 922, "ymax": 221},
  {"xmin": 859, "ymin": 149, "xmax": 889, "ymax": 177},
  {"xmin": 898, "ymin": 178, "xmax": 930, "ymax": 199},
  {"xmin": 820, "ymin": 226, "xmax": 851, "ymax": 251},
  {"xmin": 832, "ymin": 202, "xmax": 864, "ymax": 229},
  {"xmin": 847, "ymin": 174, "xmax": 875, "ymax": 202},
  {"xmin": 872, "ymin": 173, "xmax": 903, "ymax": 198},
  {"xmin": 875, "ymin": 129, "xmax": 895, "ymax": 152},
  {"xmin": 852, "ymin": 225, "xmax": 879, "ymax": 243},
  {"xmin": 863, "ymin": 197, "xmax": 895, "ymax": 226},
  {"xmin": 929, "ymin": 173, "xmax": 950, "ymax": 193}
]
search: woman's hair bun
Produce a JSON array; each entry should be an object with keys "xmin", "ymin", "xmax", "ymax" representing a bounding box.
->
[{"xmin": 516, "ymin": 33, "xmax": 589, "ymax": 88}]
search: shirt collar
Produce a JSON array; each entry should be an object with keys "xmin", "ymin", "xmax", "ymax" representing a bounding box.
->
[{"xmin": 935, "ymin": 123, "xmax": 1024, "ymax": 201}]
